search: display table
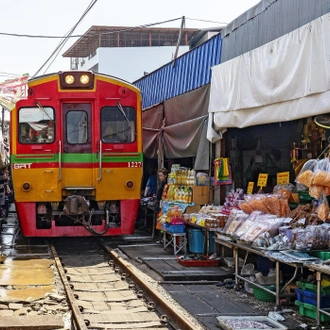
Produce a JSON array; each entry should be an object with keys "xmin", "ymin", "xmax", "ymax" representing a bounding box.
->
[
  {"xmin": 163, "ymin": 230, "xmax": 187, "ymax": 255},
  {"xmin": 306, "ymin": 263, "xmax": 330, "ymax": 325},
  {"xmin": 214, "ymin": 237, "xmax": 306, "ymax": 309}
]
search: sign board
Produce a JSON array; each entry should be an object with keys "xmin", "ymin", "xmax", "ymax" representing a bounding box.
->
[
  {"xmin": 247, "ymin": 182, "xmax": 254, "ymax": 194},
  {"xmin": 0, "ymin": 75, "xmax": 29, "ymax": 111},
  {"xmin": 277, "ymin": 171, "xmax": 290, "ymax": 185},
  {"xmin": 257, "ymin": 173, "xmax": 268, "ymax": 187}
]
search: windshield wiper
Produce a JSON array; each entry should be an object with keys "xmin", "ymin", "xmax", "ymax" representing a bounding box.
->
[{"xmin": 116, "ymin": 102, "xmax": 132, "ymax": 130}]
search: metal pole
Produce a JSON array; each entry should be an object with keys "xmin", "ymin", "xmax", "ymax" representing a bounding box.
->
[{"xmin": 1, "ymin": 107, "xmax": 4, "ymax": 135}]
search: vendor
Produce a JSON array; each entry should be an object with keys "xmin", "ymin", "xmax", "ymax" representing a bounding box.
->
[
  {"xmin": 144, "ymin": 168, "xmax": 157, "ymax": 197},
  {"xmin": 156, "ymin": 167, "xmax": 168, "ymax": 213}
]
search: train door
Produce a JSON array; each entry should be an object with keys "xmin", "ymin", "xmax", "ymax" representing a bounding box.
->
[{"xmin": 62, "ymin": 103, "xmax": 94, "ymax": 187}]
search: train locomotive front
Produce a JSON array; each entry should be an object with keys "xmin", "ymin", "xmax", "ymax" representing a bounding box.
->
[{"xmin": 10, "ymin": 71, "xmax": 143, "ymax": 237}]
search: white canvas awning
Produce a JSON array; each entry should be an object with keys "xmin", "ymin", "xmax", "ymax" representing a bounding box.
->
[{"xmin": 207, "ymin": 13, "xmax": 330, "ymax": 142}]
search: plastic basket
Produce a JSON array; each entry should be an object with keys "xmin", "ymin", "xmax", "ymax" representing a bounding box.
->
[
  {"xmin": 296, "ymin": 281, "xmax": 330, "ymax": 295},
  {"xmin": 296, "ymin": 288, "xmax": 330, "ymax": 307},
  {"xmin": 177, "ymin": 256, "xmax": 219, "ymax": 267},
  {"xmin": 164, "ymin": 223, "xmax": 185, "ymax": 233},
  {"xmin": 298, "ymin": 191, "xmax": 314, "ymax": 203},
  {"xmin": 170, "ymin": 217, "xmax": 184, "ymax": 225},
  {"xmin": 253, "ymin": 285, "xmax": 276, "ymax": 302},
  {"xmin": 295, "ymin": 300, "xmax": 330, "ymax": 322},
  {"xmin": 309, "ymin": 251, "xmax": 330, "ymax": 261}
]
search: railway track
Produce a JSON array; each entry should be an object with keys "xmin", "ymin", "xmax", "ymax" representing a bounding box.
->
[
  {"xmin": 0, "ymin": 214, "xmax": 204, "ymax": 329},
  {"xmin": 52, "ymin": 237, "xmax": 202, "ymax": 330}
]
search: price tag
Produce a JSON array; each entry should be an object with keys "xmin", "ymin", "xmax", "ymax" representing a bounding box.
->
[
  {"xmin": 247, "ymin": 182, "xmax": 254, "ymax": 194},
  {"xmin": 199, "ymin": 219, "xmax": 205, "ymax": 227},
  {"xmin": 257, "ymin": 173, "xmax": 268, "ymax": 187},
  {"xmin": 191, "ymin": 216, "xmax": 197, "ymax": 224},
  {"xmin": 277, "ymin": 171, "xmax": 290, "ymax": 185}
]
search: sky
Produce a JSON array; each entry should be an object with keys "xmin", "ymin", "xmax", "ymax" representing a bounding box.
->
[{"xmin": 0, "ymin": 0, "xmax": 260, "ymax": 82}]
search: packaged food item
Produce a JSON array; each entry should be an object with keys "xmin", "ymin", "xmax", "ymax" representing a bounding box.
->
[
  {"xmin": 295, "ymin": 159, "xmax": 318, "ymax": 188},
  {"xmin": 222, "ymin": 209, "xmax": 249, "ymax": 235},
  {"xmin": 309, "ymin": 184, "xmax": 324, "ymax": 199},
  {"xmin": 317, "ymin": 192, "xmax": 329, "ymax": 222},
  {"xmin": 313, "ymin": 158, "xmax": 330, "ymax": 186}
]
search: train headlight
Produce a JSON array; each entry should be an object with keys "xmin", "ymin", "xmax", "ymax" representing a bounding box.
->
[
  {"xmin": 125, "ymin": 181, "xmax": 134, "ymax": 189},
  {"xmin": 22, "ymin": 182, "xmax": 31, "ymax": 192},
  {"xmin": 65, "ymin": 74, "xmax": 75, "ymax": 84},
  {"xmin": 80, "ymin": 74, "xmax": 90, "ymax": 84},
  {"xmin": 60, "ymin": 71, "xmax": 94, "ymax": 89}
]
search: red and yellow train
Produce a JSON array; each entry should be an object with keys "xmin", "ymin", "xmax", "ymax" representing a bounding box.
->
[{"xmin": 10, "ymin": 71, "xmax": 143, "ymax": 237}]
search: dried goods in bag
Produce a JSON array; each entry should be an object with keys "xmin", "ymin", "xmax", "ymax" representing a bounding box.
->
[
  {"xmin": 317, "ymin": 191, "xmax": 329, "ymax": 222},
  {"xmin": 295, "ymin": 159, "xmax": 318, "ymax": 188},
  {"xmin": 313, "ymin": 158, "xmax": 330, "ymax": 186}
]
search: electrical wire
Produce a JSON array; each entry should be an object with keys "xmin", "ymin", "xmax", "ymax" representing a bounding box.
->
[
  {"xmin": 33, "ymin": 0, "xmax": 98, "ymax": 77},
  {"xmin": 0, "ymin": 17, "xmax": 184, "ymax": 39}
]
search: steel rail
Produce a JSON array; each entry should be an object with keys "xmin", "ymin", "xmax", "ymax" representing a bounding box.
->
[
  {"xmin": 49, "ymin": 244, "xmax": 88, "ymax": 330},
  {"xmin": 101, "ymin": 241, "xmax": 204, "ymax": 330}
]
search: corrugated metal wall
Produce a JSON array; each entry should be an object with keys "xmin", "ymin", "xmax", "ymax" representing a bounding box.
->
[
  {"xmin": 134, "ymin": 34, "xmax": 221, "ymax": 109},
  {"xmin": 221, "ymin": 0, "xmax": 330, "ymax": 62},
  {"xmin": 135, "ymin": 0, "xmax": 330, "ymax": 110}
]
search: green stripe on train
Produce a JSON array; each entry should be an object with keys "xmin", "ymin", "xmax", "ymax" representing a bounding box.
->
[{"xmin": 11, "ymin": 153, "xmax": 143, "ymax": 163}]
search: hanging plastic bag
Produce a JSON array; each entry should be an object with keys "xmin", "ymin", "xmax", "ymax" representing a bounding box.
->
[
  {"xmin": 313, "ymin": 158, "xmax": 330, "ymax": 186},
  {"xmin": 317, "ymin": 192, "xmax": 329, "ymax": 222},
  {"xmin": 295, "ymin": 159, "xmax": 318, "ymax": 188}
]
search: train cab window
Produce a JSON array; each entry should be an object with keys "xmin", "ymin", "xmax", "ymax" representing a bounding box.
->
[
  {"xmin": 18, "ymin": 107, "xmax": 55, "ymax": 144},
  {"xmin": 66, "ymin": 110, "xmax": 88, "ymax": 144},
  {"xmin": 101, "ymin": 105, "xmax": 136, "ymax": 143}
]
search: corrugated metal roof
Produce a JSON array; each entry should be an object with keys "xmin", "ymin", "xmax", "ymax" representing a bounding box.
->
[
  {"xmin": 221, "ymin": 0, "xmax": 330, "ymax": 62},
  {"xmin": 134, "ymin": 34, "xmax": 221, "ymax": 109}
]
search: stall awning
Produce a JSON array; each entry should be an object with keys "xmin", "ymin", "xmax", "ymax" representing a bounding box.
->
[
  {"xmin": 142, "ymin": 84, "xmax": 210, "ymax": 170},
  {"xmin": 207, "ymin": 13, "xmax": 330, "ymax": 142}
]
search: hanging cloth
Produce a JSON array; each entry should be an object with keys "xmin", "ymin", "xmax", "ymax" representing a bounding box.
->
[{"xmin": 214, "ymin": 158, "xmax": 232, "ymax": 185}]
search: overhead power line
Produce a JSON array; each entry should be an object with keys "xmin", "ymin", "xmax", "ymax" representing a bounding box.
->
[
  {"xmin": 0, "ymin": 17, "xmax": 222, "ymax": 39},
  {"xmin": 33, "ymin": 0, "xmax": 98, "ymax": 77}
]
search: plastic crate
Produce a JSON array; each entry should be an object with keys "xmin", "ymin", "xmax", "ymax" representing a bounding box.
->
[
  {"xmin": 295, "ymin": 301, "xmax": 330, "ymax": 322},
  {"xmin": 295, "ymin": 288, "xmax": 330, "ymax": 307},
  {"xmin": 298, "ymin": 191, "xmax": 314, "ymax": 203},
  {"xmin": 309, "ymin": 251, "xmax": 330, "ymax": 261},
  {"xmin": 252, "ymin": 285, "xmax": 276, "ymax": 302},
  {"xmin": 170, "ymin": 217, "xmax": 184, "ymax": 225},
  {"xmin": 164, "ymin": 223, "xmax": 185, "ymax": 233},
  {"xmin": 296, "ymin": 281, "xmax": 330, "ymax": 295}
]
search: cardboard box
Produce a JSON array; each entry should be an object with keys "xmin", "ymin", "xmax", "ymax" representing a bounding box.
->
[
  {"xmin": 192, "ymin": 186, "xmax": 213, "ymax": 205},
  {"xmin": 185, "ymin": 205, "xmax": 201, "ymax": 214}
]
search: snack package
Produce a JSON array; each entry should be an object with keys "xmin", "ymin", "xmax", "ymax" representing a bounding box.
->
[
  {"xmin": 317, "ymin": 192, "xmax": 329, "ymax": 222},
  {"xmin": 222, "ymin": 209, "xmax": 249, "ymax": 235},
  {"xmin": 273, "ymin": 183, "xmax": 297, "ymax": 202},
  {"xmin": 295, "ymin": 159, "xmax": 318, "ymax": 188},
  {"xmin": 313, "ymin": 158, "xmax": 330, "ymax": 186},
  {"xmin": 309, "ymin": 184, "xmax": 324, "ymax": 200}
]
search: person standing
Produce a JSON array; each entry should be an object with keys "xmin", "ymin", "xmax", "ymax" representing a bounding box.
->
[
  {"xmin": 156, "ymin": 167, "xmax": 168, "ymax": 213},
  {"xmin": 144, "ymin": 168, "xmax": 157, "ymax": 197}
]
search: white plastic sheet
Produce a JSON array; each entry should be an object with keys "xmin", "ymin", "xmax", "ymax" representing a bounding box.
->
[{"xmin": 208, "ymin": 13, "xmax": 330, "ymax": 141}]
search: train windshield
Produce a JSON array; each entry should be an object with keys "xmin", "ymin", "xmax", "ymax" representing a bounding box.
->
[
  {"xmin": 101, "ymin": 106, "xmax": 136, "ymax": 143},
  {"xmin": 66, "ymin": 110, "xmax": 88, "ymax": 144},
  {"xmin": 18, "ymin": 106, "xmax": 55, "ymax": 144}
]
